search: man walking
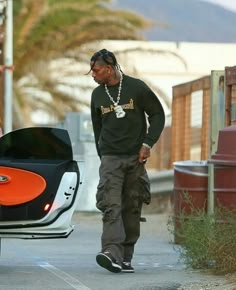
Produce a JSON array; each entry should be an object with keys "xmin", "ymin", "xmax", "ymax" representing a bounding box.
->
[{"xmin": 89, "ymin": 48, "xmax": 165, "ymax": 273}]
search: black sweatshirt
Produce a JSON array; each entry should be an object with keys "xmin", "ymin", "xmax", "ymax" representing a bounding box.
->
[{"xmin": 91, "ymin": 74, "xmax": 165, "ymax": 157}]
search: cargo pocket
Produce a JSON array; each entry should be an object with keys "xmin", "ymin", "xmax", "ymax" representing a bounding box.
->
[{"xmin": 139, "ymin": 172, "xmax": 151, "ymax": 205}]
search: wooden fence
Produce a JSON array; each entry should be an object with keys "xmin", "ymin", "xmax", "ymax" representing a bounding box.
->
[
  {"xmin": 171, "ymin": 76, "xmax": 211, "ymax": 164},
  {"xmin": 147, "ymin": 66, "xmax": 236, "ymax": 171}
]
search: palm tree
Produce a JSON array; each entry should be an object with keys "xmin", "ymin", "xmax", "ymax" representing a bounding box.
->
[{"xmin": 12, "ymin": 0, "xmax": 152, "ymax": 127}]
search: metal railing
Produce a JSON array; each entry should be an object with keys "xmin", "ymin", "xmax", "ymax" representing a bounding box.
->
[{"xmin": 148, "ymin": 169, "xmax": 174, "ymax": 195}]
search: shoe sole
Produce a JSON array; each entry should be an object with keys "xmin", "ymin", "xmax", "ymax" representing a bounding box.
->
[
  {"xmin": 96, "ymin": 253, "xmax": 122, "ymax": 273},
  {"xmin": 122, "ymin": 269, "xmax": 135, "ymax": 273}
]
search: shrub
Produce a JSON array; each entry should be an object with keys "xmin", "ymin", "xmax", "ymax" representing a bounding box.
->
[{"xmin": 168, "ymin": 192, "xmax": 236, "ymax": 274}]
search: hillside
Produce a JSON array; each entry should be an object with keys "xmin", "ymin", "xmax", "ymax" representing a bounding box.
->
[{"xmin": 110, "ymin": 0, "xmax": 236, "ymax": 43}]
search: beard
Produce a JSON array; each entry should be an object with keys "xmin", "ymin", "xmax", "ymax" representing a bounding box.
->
[{"xmin": 93, "ymin": 78, "xmax": 106, "ymax": 85}]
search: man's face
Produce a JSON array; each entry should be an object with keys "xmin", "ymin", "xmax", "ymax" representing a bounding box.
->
[{"xmin": 90, "ymin": 61, "xmax": 110, "ymax": 84}]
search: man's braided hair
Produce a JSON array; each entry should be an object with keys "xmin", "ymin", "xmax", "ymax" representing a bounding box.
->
[{"xmin": 87, "ymin": 48, "xmax": 122, "ymax": 74}]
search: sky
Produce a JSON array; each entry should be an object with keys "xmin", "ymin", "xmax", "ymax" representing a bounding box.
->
[{"xmin": 204, "ymin": 0, "xmax": 236, "ymax": 12}]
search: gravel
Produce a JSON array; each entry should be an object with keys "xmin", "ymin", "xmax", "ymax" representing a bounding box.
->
[{"xmin": 178, "ymin": 274, "xmax": 236, "ymax": 290}]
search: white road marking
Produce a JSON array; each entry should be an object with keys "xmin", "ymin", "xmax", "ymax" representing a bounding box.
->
[{"xmin": 38, "ymin": 261, "xmax": 92, "ymax": 290}]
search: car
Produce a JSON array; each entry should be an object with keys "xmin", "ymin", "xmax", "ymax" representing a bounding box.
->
[{"xmin": 0, "ymin": 127, "xmax": 82, "ymax": 240}]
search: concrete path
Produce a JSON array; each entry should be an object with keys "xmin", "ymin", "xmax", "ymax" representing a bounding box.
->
[{"xmin": 0, "ymin": 212, "xmax": 234, "ymax": 290}]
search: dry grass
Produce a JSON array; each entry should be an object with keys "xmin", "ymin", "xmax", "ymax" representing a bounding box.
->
[{"xmin": 168, "ymin": 193, "xmax": 236, "ymax": 275}]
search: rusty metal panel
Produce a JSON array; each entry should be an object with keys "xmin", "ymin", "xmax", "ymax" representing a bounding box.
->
[
  {"xmin": 232, "ymin": 84, "xmax": 236, "ymax": 126},
  {"xmin": 225, "ymin": 66, "xmax": 236, "ymax": 85},
  {"xmin": 225, "ymin": 66, "xmax": 236, "ymax": 126}
]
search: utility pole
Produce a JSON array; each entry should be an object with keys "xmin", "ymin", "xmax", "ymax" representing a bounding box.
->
[
  {"xmin": 3, "ymin": 0, "xmax": 13, "ymax": 133},
  {"xmin": 0, "ymin": 39, "xmax": 3, "ymax": 130},
  {"xmin": 0, "ymin": 0, "xmax": 6, "ymax": 130}
]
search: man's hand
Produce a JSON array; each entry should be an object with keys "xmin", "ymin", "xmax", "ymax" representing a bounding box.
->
[{"xmin": 139, "ymin": 145, "xmax": 151, "ymax": 163}]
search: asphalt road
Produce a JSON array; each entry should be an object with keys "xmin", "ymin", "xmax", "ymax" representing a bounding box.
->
[{"xmin": 0, "ymin": 212, "xmax": 233, "ymax": 290}]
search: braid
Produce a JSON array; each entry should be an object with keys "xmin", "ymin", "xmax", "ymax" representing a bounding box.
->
[
  {"xmin": 116, "ymin": 63, "xmax": 123, "ymax": 74},
  {"xmin": 86, "ymin": 49, "xmax": 122, "ymax": 75}
]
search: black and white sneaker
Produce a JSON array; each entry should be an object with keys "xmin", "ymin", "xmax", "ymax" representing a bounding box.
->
[
  {"xmin": 122, "ymin": 262, "xmax": 135, "ymax": 273},
  {"xmin": 96, "ymin": 251, "xmax": 122, "ymax": 273}
]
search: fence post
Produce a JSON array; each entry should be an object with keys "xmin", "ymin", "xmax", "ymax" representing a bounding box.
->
[{"xmin": 208, "ymin": 70, "xmax": 225, "ymax": 215}]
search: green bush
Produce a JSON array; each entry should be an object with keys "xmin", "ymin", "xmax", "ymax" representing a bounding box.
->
[{"xmin": 168, "ymin": 192, "xmax": 236, "ymax": 274}]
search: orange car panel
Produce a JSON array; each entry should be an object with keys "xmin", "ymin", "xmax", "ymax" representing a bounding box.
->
[{"xmin": 0, "ymin": 166, "xmax": 46, "ymax": 206}]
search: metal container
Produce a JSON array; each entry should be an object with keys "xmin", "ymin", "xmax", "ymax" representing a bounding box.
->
[
  {"xmin": 173, "ymin": 160, "xmax": 208, "ymax": 243},
  {"xmin": 173, "ymin": 160, "xmax": 208, "ymax": 213}
]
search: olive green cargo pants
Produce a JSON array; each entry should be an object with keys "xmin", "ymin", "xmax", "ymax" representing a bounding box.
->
[{"xmin": 96, "ymin": 155, "xmax": 150, "ymax": 264}]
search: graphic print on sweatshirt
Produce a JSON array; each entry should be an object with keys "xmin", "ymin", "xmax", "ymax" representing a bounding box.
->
[{"xmin": 101, "ymin": 99, "xmax": 134, "ymax": 115}]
